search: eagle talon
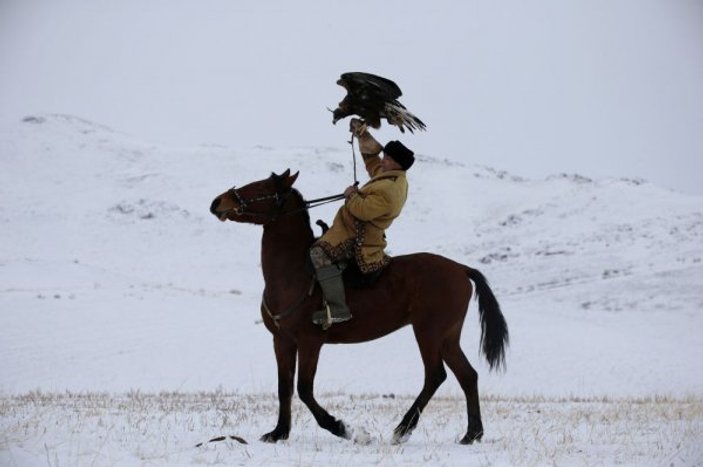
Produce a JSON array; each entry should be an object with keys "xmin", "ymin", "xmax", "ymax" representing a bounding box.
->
[{"xmin": 349, "ymin": 118, "xmax": 367, "ymax": 137}]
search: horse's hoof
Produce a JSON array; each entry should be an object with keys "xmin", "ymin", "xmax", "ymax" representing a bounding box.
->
[
  {"xmin": 260, "ymin": 430, "xmax": 288, "ymax": 443},
  {"xmin": 391, "ymin": 427, "xmax": 411, "ymax": 445},
  {"xmin": 334, "ymin": 420, "xmax": 352, "ymax": 440},
  {"xmin": 459, "ymin": 429, "xmax": 483, "ymax": 445}
]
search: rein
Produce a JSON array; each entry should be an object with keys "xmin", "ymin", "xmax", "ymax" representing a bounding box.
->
[
  {"xmin": 226, "ymin": 187, "xmax": 346, "ymax": 223},
  {"xmin": 261, "ymin": 278, "xmax": 317, "ymax": 329},
  {"xmin": 226, "ymin": 185, "xmax": 345, "ymax": 327},
  {"xmin": 300, "ymin": 193, "xmax": 346, "ymax": 210},
  {"xmin": 225, "ymin": 135, "xmax": 362, "ymax": 221}
]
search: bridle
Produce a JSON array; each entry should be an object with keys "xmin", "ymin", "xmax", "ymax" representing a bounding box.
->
[
  {"xmin": 225, "ymin": 186, "xmax": 288, "ymax": 222},
  {"xmin": 224, "ymin": 186, "xmax": 346, "ymax": 223},
  {"xmin": 229, "ymin": 186, "xmax": 284, "ymax": 215}
]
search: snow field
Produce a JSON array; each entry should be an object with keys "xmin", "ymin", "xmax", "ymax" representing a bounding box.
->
[
  {"xmin": 2, "ymin": 114, "xmax": 703, "ymax": 465},
  {"xmin": 1, "ymin": 391, "xmax": 702, "ymax": 466}
]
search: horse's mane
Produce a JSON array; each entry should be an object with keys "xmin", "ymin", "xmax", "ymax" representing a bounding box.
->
[
  {"xmin": 289, "ymin": 188, "xmax": 316, "ymax": 243},
  {"xmin": 290, "ymin": 188, "xmax": 310, "ymax": 220},
  {"xmin": 268, "ymin": 172, "xmax": 325, "ymax": 244}
]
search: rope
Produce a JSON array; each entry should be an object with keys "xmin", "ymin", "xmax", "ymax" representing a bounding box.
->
[
  {"xmin": 284, "ymin": 131, "xmax": 364, "ymax": 214},
  {"xmin": 349, "ymin": 134, "xmax": 359, "ymax": 186},
  {"xmin": 239, "ymin": 134, "xmax": 361, "ymax": 220}
]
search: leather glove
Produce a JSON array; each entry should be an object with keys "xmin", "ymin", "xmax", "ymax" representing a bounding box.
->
[{"xmin": 349, "ymin": 118, "xmax": 367, "ymax": 137}]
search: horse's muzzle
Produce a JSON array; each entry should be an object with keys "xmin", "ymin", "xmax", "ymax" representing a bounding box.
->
[
  {"xmin": 210, "ymin": 197, "xmax": 229, "ymax": 221},
  {"xmin": 210, "ymin": 197, "xmax": 221, "ymax": 216}
]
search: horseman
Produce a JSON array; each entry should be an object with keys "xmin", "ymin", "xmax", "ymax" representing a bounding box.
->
[{"xmin": 310, "ymin": 118, "xmax": 415, "ymax": 327}]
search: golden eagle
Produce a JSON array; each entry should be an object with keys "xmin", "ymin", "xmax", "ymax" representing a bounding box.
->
[{"xmin": 331, "ymin": 72, "xmax": 426, "ymax": 133}]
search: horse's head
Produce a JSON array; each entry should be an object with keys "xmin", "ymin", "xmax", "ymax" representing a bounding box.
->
[{"xmin": 210, "ymin": 169, "xmax": 299, "ymax": 224}]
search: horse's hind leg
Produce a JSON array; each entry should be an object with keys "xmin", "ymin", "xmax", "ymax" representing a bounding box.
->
[
  {"xmin": 442, "ymin": 332, "xmax": 484, "ymax": 444},
  {"xmin": 393, "ymin": 329, "xmax": 447, "ymax": 444},
  {"xmin": 297, "ymin": 340, "xmax": 350, "ymax": 440}
]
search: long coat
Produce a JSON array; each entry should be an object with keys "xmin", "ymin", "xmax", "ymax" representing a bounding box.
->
[{"xmin": 317, "ymin": 152, "xmax": 408, "ymax": 273}]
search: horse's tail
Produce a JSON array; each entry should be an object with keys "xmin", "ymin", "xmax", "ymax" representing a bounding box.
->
[{"xmin": 465, "ymin": 266, "xmax": 509, "ymax": 372}]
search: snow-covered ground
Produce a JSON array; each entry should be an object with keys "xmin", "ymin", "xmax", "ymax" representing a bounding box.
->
[
  {"xmin": 2, "ymin": 391, "xmax": 701, "ymax": 466},
  {"xmin": 1, "ymin": 114, "xmax": 702, "ymax": 465}
]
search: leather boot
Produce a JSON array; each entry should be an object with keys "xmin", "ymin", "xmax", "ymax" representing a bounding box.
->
[{"xmin": 311, "ymin": 264, "xmax": 352, "ymax": 329}]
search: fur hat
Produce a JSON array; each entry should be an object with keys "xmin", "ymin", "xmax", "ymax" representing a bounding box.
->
[{"xmin": 383, "ymin": 140, "xmax": 415, "ymax": 170}]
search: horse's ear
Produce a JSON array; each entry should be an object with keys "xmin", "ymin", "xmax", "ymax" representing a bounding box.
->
[
  {"xmin": 280, "ymin": 170, "xmax": 298, "ymax": 190},
  {"xmin": 281, "ymin": 169, "xmax": 291, "ymax": 178}
]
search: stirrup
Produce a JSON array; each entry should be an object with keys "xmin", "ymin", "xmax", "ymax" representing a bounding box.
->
[
  {"xmin": 312, "ymin": 303, "xmax": 352, "ymax": 330},
  {"xmin": 315, "ymin": 304, "xmax": 334, "ymax": 330}
]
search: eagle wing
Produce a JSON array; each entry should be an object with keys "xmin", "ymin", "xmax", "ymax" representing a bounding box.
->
[
  {"xmin": 331, "ymin": 72, "xmax": 426, "ymax": 133},
  {"xmin": 337, "ymin": 72, "xmax": 402, "ymax": 101}
]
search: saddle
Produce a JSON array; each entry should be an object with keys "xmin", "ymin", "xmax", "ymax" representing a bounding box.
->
[
  {"xmin": 342, "ymin": 260, "xmax": 383, "ymax": 288},
  {"xmin": 304, "ymin": 249, "xmax": 383, "ymax": 288}
]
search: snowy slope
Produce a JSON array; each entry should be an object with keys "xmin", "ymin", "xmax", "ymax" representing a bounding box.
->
[
  {"xmin": 1, "ymin": 113, "xmax": 702, "ymax": 400},
  {"xmin": 2, "ymin": 115, "xmax": 703, "ymax": 466}
]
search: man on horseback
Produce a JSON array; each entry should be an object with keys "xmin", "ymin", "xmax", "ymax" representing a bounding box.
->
[{"xmin": 310, "ymin": 118, "xmax": 415, "ymax": 328}]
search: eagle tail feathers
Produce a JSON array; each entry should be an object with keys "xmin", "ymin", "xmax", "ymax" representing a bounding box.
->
[{"xmin": 384, "ymin": 102, "xmax": 427, "ymax": 133}]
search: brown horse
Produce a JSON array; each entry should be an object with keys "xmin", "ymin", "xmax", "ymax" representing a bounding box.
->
[{"xmin": 210, "ymin": 169, "xmax": 509, "ymax": 445}]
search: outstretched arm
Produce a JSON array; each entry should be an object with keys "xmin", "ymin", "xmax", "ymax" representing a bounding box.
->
[{"xmin": 350, "ymin": 119, "xmax": 383, "ymax": 177}]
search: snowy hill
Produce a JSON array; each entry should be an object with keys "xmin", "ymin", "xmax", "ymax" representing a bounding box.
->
[
  {"xmin": 2, "ymin": 113, "xmax": 702, "ymax": 397},
  {"xmin": 2, "ymin": 114, "xmax": 703, "ymax": 464}
]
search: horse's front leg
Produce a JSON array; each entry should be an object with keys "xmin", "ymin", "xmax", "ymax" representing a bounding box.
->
[
  {"xmin": 297, "ymin": 340, "xmax": 350, "ymax": 440},
  {"xmin": 260, "ymin": 335, "xmax": 297, "ymax": 443}
]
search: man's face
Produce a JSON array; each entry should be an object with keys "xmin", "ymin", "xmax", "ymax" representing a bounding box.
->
[{"xmin": 381, "ymin": 152, "xmax": 402, "ymax": 172}]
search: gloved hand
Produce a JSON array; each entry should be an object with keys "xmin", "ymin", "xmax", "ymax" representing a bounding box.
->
[
  {"xmin": 344, "ymin": 184, "xmax": 359, "ymax": 199},
  {"xmin": 349, "ymin": 118, "xmax": 367, "ymax": 137}
]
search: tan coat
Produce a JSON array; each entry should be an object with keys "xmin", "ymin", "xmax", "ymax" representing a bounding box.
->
[{"xmin": 317, "ymin": 145, "xmax": 409, "ymax": 273}]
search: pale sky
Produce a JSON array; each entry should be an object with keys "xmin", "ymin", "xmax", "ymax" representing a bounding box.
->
[{"xmin": 1, "ymin": 0, "xmax": 702, "ymax": 194}]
